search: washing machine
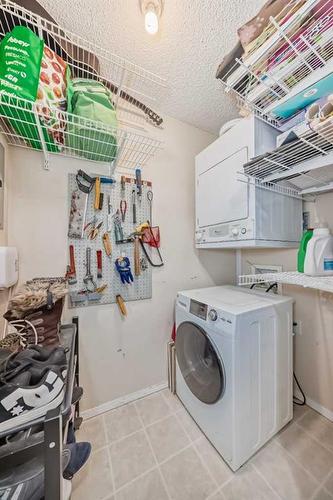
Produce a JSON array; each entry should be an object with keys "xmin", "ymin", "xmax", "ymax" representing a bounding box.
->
[{"xmin": 175, "ymin": 285, "xmax": 293, "ymax": 471}]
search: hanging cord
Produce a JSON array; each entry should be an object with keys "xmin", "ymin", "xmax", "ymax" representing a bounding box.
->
[
  {"xmin": 249, "ymin": 282, "xmax": 278, "ymax": 292},
  {"xmin": 293, "ymin": 372, "xmax": 306, "ymax": 406},
  {"xmin": 8, "ymin": 319, "xmax": 38, "ymax": 346},
  {"xmin": 266, "ymin": 282, "xmax": 278, "ymax": 293}
]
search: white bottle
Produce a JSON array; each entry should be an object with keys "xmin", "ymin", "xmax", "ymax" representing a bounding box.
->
[{"xmin": 304, "ymin": 226, "xmax": 333, "ymax": 276}]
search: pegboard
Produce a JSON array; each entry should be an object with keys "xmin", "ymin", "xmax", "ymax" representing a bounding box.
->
[{"xmin": 67, "ymin": 173, "xmax": 153, "ymax": 308}]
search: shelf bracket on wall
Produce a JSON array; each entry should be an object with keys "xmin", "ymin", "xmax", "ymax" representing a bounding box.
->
[
  {"xmin": 33, "ymin": 103, "xmax": 50, "ymax": 171},
  {"xmin": 112, "ymin": 131, "xmax": 128, "ymax": 173}
]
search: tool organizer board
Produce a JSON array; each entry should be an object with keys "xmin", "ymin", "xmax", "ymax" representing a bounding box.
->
[{"xmin": 67, "ymin": 173, "xmax": 153, "ymax": 308}]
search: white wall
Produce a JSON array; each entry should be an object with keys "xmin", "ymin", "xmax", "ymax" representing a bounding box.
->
[
  {"xmin": 242, "ymin": 194, "xmax": 333, "ymax": 415},
  {"xmin": 0, "ymin": 138, "xmax": 10, "ymax": 330},
  {"xmin": 6, "ymin": 116, "xmax": 235, "ymax": 412}
]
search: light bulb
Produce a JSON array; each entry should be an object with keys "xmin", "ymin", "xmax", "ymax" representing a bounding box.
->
[{"xmin": 145, "ymin": 8, "xmax": 158, "ymax": 35}]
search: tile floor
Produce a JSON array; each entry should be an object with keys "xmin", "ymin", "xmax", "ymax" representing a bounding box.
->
[{"xmin": 72, "ymin": 390, "xmax": 333, "ymax": 500}]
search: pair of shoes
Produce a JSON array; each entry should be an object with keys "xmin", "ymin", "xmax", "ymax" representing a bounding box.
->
[{"xmin": 0, "ymin": 346, "xmax": 67, "ymax": 432}]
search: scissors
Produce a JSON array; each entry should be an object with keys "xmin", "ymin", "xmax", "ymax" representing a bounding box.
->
[{"xmin": 85, "ymin": 217, "xmax": 103, "ymax": 240}]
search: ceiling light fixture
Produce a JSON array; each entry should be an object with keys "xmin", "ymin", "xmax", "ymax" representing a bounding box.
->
[{"xmin": 140, "ymin": 0, "xmax": 163, "ymax": 35}]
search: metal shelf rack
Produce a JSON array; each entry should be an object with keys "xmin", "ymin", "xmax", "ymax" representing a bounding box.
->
[
  {"xmin": 0, "ymin": 321, "xmax": 80, "ymax": 500},
  {"xmin": 0, "ymin": 0, "xmax": 165, "ymax": 170},
  {"xmin": 220, "ymin": 0, "xmax": 333, "ymax": 126},
  {"xmin": 0, "ymin": 93, "xmax": 162, "ymax": 171},
  {"xmin": 239, "ymin": 271, "xmax": 333, "ymax": 294},
  {"xmin": 242, "ymin": 117, "xmax": 333, "ymax": 197}
]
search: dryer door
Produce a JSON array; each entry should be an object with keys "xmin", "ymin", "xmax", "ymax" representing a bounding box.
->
[{"xmin": 176, "ymin": 322, "xmax": 225, "ymax": 405}]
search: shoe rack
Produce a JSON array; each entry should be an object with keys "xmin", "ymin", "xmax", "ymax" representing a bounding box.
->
[{"xmin": 0, "ymin": 321, "xmax": 79, "ymax": 500}]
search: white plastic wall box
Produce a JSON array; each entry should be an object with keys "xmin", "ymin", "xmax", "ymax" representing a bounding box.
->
[
  {"xmin": 195, "ymin": 116, "xmax": 303, "ymax": 248},
  {"xmin": 0, "ymin": 247, "xmax": 18, "ymax": 288}
]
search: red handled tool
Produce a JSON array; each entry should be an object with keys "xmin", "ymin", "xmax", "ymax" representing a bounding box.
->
[
  {"xmin": 66, "ymin": 245, "xmax": 77, "ymax": 285},
  {"xmin": 96, "ymin": 250, "xmax": 103, "ymax": 279}
]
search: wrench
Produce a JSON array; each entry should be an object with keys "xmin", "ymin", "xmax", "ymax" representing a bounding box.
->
[{"xmin": 83, "ymin": 247, "xmax": 96, "ymax": 291}]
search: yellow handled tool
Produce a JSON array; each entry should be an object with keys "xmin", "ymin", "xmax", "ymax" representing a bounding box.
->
[
  {"xmin": 134, "ymin": 235, "xmax": 140, "ymax": 276},
  {"xmin": 116, "ymin": 294, "xmax": 127, "ymax": 317},
  {"xmin": 94, "ymin": 177, "xmax": 101, "ymax": 210}
]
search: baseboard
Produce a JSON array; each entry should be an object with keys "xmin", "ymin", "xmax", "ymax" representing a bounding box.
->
[
  {"xmin": 82, "ymin": 381, "xmax": 168, "ymax": 420},
  {"xmin": 306, "ymin": 396, "xmax": 333, "ymax": 422}
]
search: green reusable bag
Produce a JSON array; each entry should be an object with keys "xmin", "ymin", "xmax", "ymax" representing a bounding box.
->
[
  {"xmin": 66, "ymin": 79, "xmax": 118, "ymax": 162},
  {"xmin": 0, "ymin": 26, "xmax": 45, "ymax": 150}
]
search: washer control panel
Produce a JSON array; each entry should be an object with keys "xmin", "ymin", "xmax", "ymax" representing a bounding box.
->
[
  {"xmin": 190, "ymin": 299, "xmax": 207, "ymax": 320},
  {"xmin": 208, "ymin": 309, "xmax": 218, "ymax": 321}
]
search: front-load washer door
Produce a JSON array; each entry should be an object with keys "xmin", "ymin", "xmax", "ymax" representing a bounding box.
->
[{"xmin": 176, "ymin": 322, "xmax": 225, "ymax": 405}]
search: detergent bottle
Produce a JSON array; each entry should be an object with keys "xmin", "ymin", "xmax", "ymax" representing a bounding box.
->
[
  {"xmin": 304, "ymin": 223, "xmax": 333, "ymax": 276},
  {"xmin": 297, "ymin": 229, "xmax": 313, "ymax": 273}
]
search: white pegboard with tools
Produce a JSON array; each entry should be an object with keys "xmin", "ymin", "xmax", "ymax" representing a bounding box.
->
[{"xmin": 67, "ymin": 171, "xmax": 155, "ymax": 308}]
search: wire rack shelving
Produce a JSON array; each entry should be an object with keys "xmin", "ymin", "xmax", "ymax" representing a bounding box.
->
[
  {"xmin": 0, "ymin": 0, "xmax": 166, "ymax": 170},
  {"xmin": 239, "ymin": 271, "xmax": 333, "ymax": 294},
  {"xmin": 220, "ymin": 0, "xmax": 333, "ymax": 126}
]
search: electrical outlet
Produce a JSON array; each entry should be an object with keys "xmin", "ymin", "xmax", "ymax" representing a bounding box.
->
[{"xmin": 293, "ymin": 321, "xmax": 302, "ymax": 336}]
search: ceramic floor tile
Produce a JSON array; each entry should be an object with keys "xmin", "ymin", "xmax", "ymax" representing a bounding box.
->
[
  {"xmin": 161, "ymin": 388, "xmax": 184, "ymax": 412},
  {"xmin": 160, "ymin": 445, "xmax": 216, "ymax": 500},
  {"xmin": 277, "ymin": 422, "xmax": 333, "ymax": 481},
  {"xmin": 135, "ymin": 392, "xmax": 171, "ymax": 426},
  {"xmin": 176, "ymin": 407, "xmax": 203, "ymax": 441},
  {"xmin": 72, "ymin": 447, "xmax": 113, "ymax": 500},
  {"xmin": 208, "ymin": 491, "xmax": 226, "ymax": 500},
  {"xmin": 251, "ymin": 440, "xmax": 318, "ymax": 499},
  {"xmin": 77, "ymin": 415, "xmax": 107, "ymax": 452},
  {"xmin": 313, "ymin": 489, "xmax": 333, "ymax": 500},
  {"xmin": 194, "ymin": 436, "xmax": 233, "ymax": 487},
  {"xmin": 324, "ymin": 471, "xmax": 333, "ymax": 494},
  {"xmin": 114, "ymin": 469, "xmax": 168, "ymax": 500},
  {"xmin": 292, "ymin": 404, "xmax": 309, "ymax": 422},
  {"xmin": 146, "ymin": 413, "xmax": 190, "ymax": 463},
  {"xmin": 221, "ymin": 464, "xmax": 279, "ymax": 500},
  {"xmin": 109, "ymin": 430, "xmax": 156, "ymax": 489},
  {"xmin": 104, "ymin": 403, "xmax": 143, "ymax": 443},
  {"xmin": 298, "ymin": 409, "xmax": 333, "ymax": 452}
]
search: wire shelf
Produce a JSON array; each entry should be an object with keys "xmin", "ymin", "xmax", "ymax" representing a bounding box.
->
[
  {"xmin": 242, "ymin": 116, "xmax": 333, "ymax": 197},
  {"xmin": 0, "ymin": 0, "xmax": 166, "ymax": 129},
  {"xmin": 0, "ymin": 93, "xmax": 162, "ymax": 171},
  {"xmin": 239, "ymin": 271, "xmax": 333, "ymax": 294},
  {"xmin": 220, "ymin": 0, "xmax": 333, "ymax": 125}
]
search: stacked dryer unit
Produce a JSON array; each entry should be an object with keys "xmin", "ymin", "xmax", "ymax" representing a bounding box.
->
[{"xmin": 195, "ymin": 116, "xmax": 302, "ymax": 248}]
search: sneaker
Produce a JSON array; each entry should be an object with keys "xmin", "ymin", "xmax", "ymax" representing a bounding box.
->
[
  {"xmin": 0, "ymin": 366, "xmax": 67, "ymax": 432},
  {"xmin": 0, "ymin": 346, "xmax": 67, "ymax": 383},
  {"xmin": 63, "ymin": 441, "xmax": 91, "ymax": 479}
]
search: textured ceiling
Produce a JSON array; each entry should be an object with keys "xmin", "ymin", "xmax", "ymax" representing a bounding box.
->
[{"xmin": 38, "ymin": 0, "xmax": 264, "ymax": 133}]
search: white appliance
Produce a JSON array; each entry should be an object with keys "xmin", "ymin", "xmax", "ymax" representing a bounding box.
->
[
  {"xmin": 195, "ymin": 116, "xmax": 303, "ymax": 248},
  {"xmin": 0, "ymin": 247, "xmax": 18, "ymax": 288},
  {"xmin": 175, "ymin": 285, "xmax": 293, "ymax": 471}
]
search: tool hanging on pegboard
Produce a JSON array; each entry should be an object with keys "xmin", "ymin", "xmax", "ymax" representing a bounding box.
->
[{"xmin": 67, "ymin": 170, "xmax": 157, "ymax": 309}]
